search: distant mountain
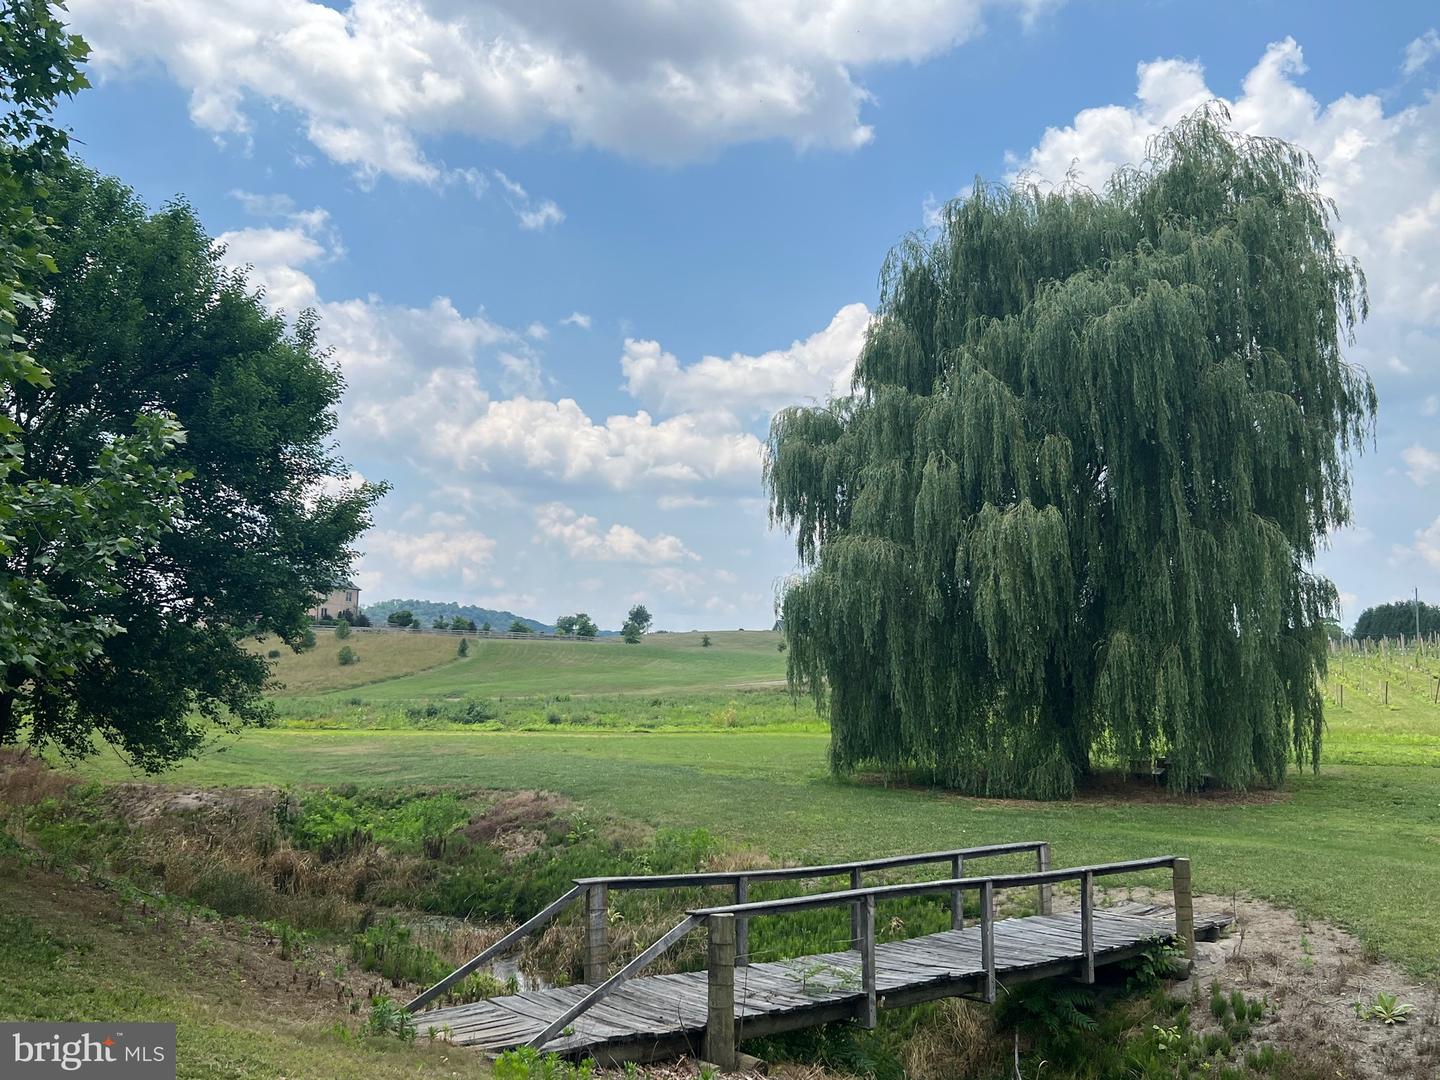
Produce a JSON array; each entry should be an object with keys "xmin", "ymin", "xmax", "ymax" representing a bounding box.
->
[{"xmin": 364, "ymin": 598, "xmax": 554, "ymax": 634}]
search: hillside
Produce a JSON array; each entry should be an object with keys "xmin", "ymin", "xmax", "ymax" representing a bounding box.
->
[
  {"xmin": 363, "ymin": 598, "xmax": 554, "ymax": 634},
  {"xmin": 268, "ymin": 629, "xmax": 787, "ymax": 699}
]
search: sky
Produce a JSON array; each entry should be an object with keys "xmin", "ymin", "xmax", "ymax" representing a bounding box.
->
[{"xmin": 56, "ymin": 0, "xmax": 1440, "ymax": 631}]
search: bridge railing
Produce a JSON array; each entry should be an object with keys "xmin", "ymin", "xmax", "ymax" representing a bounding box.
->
[
  {"xmin": 521, "ymin": 854, "xmax": 1193, "ymax": 1067},
  {"xmin": 404, "ymin": 840, "xmax": 1051, "ymax": 1013}
]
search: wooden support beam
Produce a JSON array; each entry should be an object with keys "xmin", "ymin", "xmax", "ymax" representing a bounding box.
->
[
  {"xmin": 705, "ymin": 914, "xmax": 737, "ymax": 1070},
  {"xmin": 527, "ymin": 914, "xmax": 701, "ymax": 1051},
  {"xmin": 1079, "ymin": 870, "xmax": 1095, "ymax": 984},
  {"xmin": 735, "ymin": 876, "xmax": 750, "ymax": 967},
  {"xmin": 404, "ymin": 884, "xmax": 584, "ymax": 1012},
  {"xmin": 950, "ymin": 854, "xmax": 965, "ymax": 930},
  {"xmin": 849, "ymin": 867, "xmax": 863, "ymax": 950},
  {"xmin": 1037, "ymin": 843, "xmax": 1053, "ymax": 915},
  {"xmin": 585, "ymin": 882, "xmax": 610, "ymax": 985},
  {"xmin": 857, "ymin": 894, "xmax": 877, "ymax": 1029},
  {"xmin": 980, "ymin": 880, "xmax": 996, "ymax": 1003},
  {"xmin": 1172, "ymin": 857, "xmax": 1195, "ymax": 962}
]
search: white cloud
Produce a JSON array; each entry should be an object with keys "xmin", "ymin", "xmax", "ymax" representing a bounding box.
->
[
  {"xmin": 492, "ymin": 170, "xmax": 564, "ymax": 230},
  {"xmin": 1386, "ymin": 356, "xmax": 1412, "ymax": 375},
  {"xmin": 1402, "ymin": 29, "xmax": 1440, "ymax": 76},
  {"xmin": 1416, "ymin": 519, "xmax": 1440, "ymax": 571},
  {"xmin": 1423, "ymin": 395, "xmax": 1439, "ymax": 417},
  {"xmin": 536, "ymin": 503, "xmax": 698, "ymax": 564},
  {"xmin": 1402, "ymin": 445, "xmax": 1440, "ymax": 487},
  {"xmin": 622, "ymin": 302, "xmax": 871, "ymax": 417},
  {"xmin": 1009, "ymin": 38, "xmax": 1440, "ymax": 329},
  {"xmin": 561, "ymin": 312, "xmax": 592, "ymax": 330},
  {"xmin": 362, "ymin": 529, "xmax": 498, "ymax": 586},
  {"xmin": 526, "ymin": 321, "xmax": 549, "ymax": 341},
  {"xmin": 658, "ymin": 494, "xmax": 714, "ymax": 510},
  {"xmin": 70, "ymin": 0, "xmax": 1048, "ymax": 179}
]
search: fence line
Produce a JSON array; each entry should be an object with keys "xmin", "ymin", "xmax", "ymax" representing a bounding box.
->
[{"xmin": 312, "ymin": 624, "xmax": 612, "ymax": 642}]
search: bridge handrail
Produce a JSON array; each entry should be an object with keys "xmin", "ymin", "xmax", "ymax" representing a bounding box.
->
[
  {"xmin": 406, "ymin": 840, "xmax": 1054, "ymax": 1013},
  {"xmin": 573, "ymin": 839, "xmax": 1049, "ymax": 890},
  {"xmin": 685, "ymin": 855, "xmax": 1181, "ymax": 919},
  {"xmin": 521, "ymin": 854, "xmax": 1194, "ymax": 1055}
]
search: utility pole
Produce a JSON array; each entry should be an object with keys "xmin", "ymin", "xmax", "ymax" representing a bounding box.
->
[{"xmin": 1417, "ymin": 587, "xmax": 1423, "ymax": 642}]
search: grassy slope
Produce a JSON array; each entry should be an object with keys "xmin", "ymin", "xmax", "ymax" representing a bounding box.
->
[
  {"xmin": 0, "ymin": 866, "xmax": 488, "ymax": 1080},
  {"xmin": 79, "ymin": 651, "xmax": 1440, "ymax": 977},
  {"xmin": 273, "ymin": 629, "xmax": 788, "ymax": 700}
]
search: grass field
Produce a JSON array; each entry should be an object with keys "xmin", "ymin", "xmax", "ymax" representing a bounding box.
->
[
  {"xmin": 270, "ymin": 629, "xmax": 787, "ymax": 700},
  {"xmin": 77, "ymin": 637, "xmax": 1440, "ymax": 979}
]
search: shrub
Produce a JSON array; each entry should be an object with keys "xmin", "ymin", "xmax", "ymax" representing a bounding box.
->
[
  {"xmin": 494, "ymin": 1048, "xmax": 593, "ymax": 1080},
  {"xmin": 458, "ymin": 638, "xmax": 469, "ymax": 657},
  {"xmin": 334, "ymin": 621, "xmax": 351, "ymax": 640},
  {"xmin": 298, "ymin": 629, "xmax": 317, "ymax": 652},
  {"xmin": 338, "ymin": 646, "xmax": 358, "ymax": 666},
  {"xmin": 266, "ymin": 648, "xmax": 281, "ymax": 658},
  {"xmin": 701, "ymin": 634, "xmax": 713, "ymax": 647}
]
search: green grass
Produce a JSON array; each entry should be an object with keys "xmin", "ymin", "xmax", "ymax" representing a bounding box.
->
[
  {"xmin": 0, "ymin": 892, "xmax": 489, "ymax": 1080},
  {"xmin": 267, "ymin": 629, "xmax": 787, "ymax": 701}
]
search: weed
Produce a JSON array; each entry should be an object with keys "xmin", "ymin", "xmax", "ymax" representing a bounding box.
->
[
  {"xmin": 1355, "ymin": 991, "xmax": 1414, "ymax": 1024},
  {"xmin": 365, "ymin": 997, "xmax": 417, "ymax": 1042},
  {"xmin": 492, "ymin": 1047, "xmax": 594, "ymax": 1079}
]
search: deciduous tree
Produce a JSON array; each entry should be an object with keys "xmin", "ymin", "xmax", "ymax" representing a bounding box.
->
[{"xmin": 767, "ymin": 108, "xmax": 1375, "ymax": 796}]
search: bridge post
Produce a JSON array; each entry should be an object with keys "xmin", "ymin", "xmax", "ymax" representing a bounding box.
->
[
  {"xmin": 857, "ymin": 893, "xmax": 877, "ymax": 1028},
  {"xmin": 735, "ymin": 875, "xmax": 749, "ymax": 967},
  {"xmin": 950, "ymin": 854, "xmax": 964, "ymax": 930},
  {"xmin": 849, "ymin": 867, "xmax": 863, "ymax": 949},
  {"xmin": 1079, "ymin": 870, "xmax": 1095, "ymax": 983},
  {"xmin": 584, "ymin": 883, "xmax": 609, "ymax": 985},
  {"xmin": 1037, "ymin": 843, "xmax": 1053, "ymax": 915},
  {"xmin": 705, "ymin": 913, "xmax": 737, "ymax": 1070},
  {"xmin": 980, "ymin": 880, "xmax": 996, "ymax": 1003},
  {"xmin": 1172, "ymin": 857, "xmax": 1195, "ymax": 963}
]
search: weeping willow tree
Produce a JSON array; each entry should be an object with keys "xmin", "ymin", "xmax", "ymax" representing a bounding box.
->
[{"xmin": 765, "ymin": 108, "xmax": 1376, "ymax": 797}]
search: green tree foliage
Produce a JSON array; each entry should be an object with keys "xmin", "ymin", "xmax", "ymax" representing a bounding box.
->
[
  {"xmin": 3, "ymin": 155, "xmax": 384, "ymax": 769},
  {"xmin": 450, "ymin": 615, "xmax": 477, "ymax": 632},
  {"xmin": 337, "ymin": 645, "xmax": 357, "ymax": 666},
  {"xmin": 0, "ymin": 3, "xmax": 194, "ymax": 754},
  {"xmin": 386, "ymin": 609, "xmax": 415, "ymax": 628},
  {"xmin": 766, "ymin": 109, "xmax": 1376, "ymax": 796},
  {"xmin": 626, "ymin": 604, "xmax": 653, "ymax": 634},
  {"xmin": 508, "ymin": 619, "xmax": 533, "ymax": 634},
  {"xmin": 1353, "ymin": 600, "xmax": 1439, "ymax": 642},
  {"xmin": 333, "ymin": 620, "xmax": 351, "ymax": 640},
  {"xmin": 700, "ymin": 634, "xmax": 713, "ymax": 648},
  {"xmin": 556, "ymin": 612, "xmax": 598, "ymax": 638},
  {"xmin": 621, "ymin": 621, "xmax": 642, "ymax": 644},
  {"xmin": 457, "ymin": 638, "xmax": 469, "ymax": 657}
]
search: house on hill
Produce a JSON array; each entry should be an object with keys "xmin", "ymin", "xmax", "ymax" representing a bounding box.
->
[{"xmin": 308, "ymin": 582, "xmax": 360, "ymax": 621}]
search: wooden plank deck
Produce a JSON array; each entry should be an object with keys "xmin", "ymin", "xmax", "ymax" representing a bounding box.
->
[{"xmin": 415, "ymin": 905, "xmax": 1230, "ymax": 1064}]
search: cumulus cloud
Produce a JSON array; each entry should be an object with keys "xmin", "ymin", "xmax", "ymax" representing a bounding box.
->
[
  {"xmin": 492, "ymin": 170, "xmax": 564, "ymax": 230},
  {"xmin": 1402, "ymin": 29, "xmax": 1440, "ymax": 76},
  {"xmin": 561, "ymin": 312, "xmax": 592, "ymax": 330},
  {"xmin": 1413, "ymin": 516, "xmax": 1440, "ymax": 571},
  {"xmin": 1008, "ymin": 38, "xmax": 1440, "ymax": 330},
  {"xmin": 621, "ymin": 302, "xmax": 871, "ymax": 417},
  {"xmin": 1402, "ymin": 445, "xmax": 1440, "ymax": 486},
  {"xmin": 361, "ymin": 529, "xmax": 498, "ymax": 586},
  {"xmin": 536, "ymin": 503, "xmax": 698, "ymax": 564},
  {"xmin": 70, "ymin": 0, "xmax": 1049, "ymax": 181}
]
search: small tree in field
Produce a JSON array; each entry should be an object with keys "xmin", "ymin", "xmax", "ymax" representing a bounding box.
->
[
  {"xmin": 387, "ymin": 610, "xmax": 414, "ymax": 628},
  {"xmin": 627, "ymin": 605, "xmax": 653, "ymax": 635},
  {"xmin": 701, "ymin": 634, "xmax": 713, "ymax": 648},
  {"xmin": 457, "ymin": 638, "xmax": 469, "ymax": 657},
  {"xmin": 509, "ymin": 619, "xmax": 532, "ymax": 634},
  {"xmin": 334, "ymin": 621, "xmax": 351, "ymax": 640},
  {"xmin": 767, "ymin": 108, "xmax": 1375, "ymax": 797},
  {"xmin": 337, "ymin": 646, "xmax": 357, "ymax": 666}
]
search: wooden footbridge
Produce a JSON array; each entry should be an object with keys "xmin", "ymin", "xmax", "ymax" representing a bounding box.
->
[{"xmin": 406, "ymin": 842, "xmax": 1228, "ymax": 1070}]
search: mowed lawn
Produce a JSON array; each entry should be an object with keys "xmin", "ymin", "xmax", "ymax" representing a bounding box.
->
[
  {"xmin": 270, "ymin": 629, "xmax": 788, "ymax": 700},
  {"xmin": 84, "ymin": 687, "xmax": 1440, "ymax": 979}
]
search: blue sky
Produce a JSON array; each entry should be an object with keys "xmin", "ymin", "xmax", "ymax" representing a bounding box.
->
[{"xmin": 59, "ymin": 0, "xmax": 1440, "ymax": 630}]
